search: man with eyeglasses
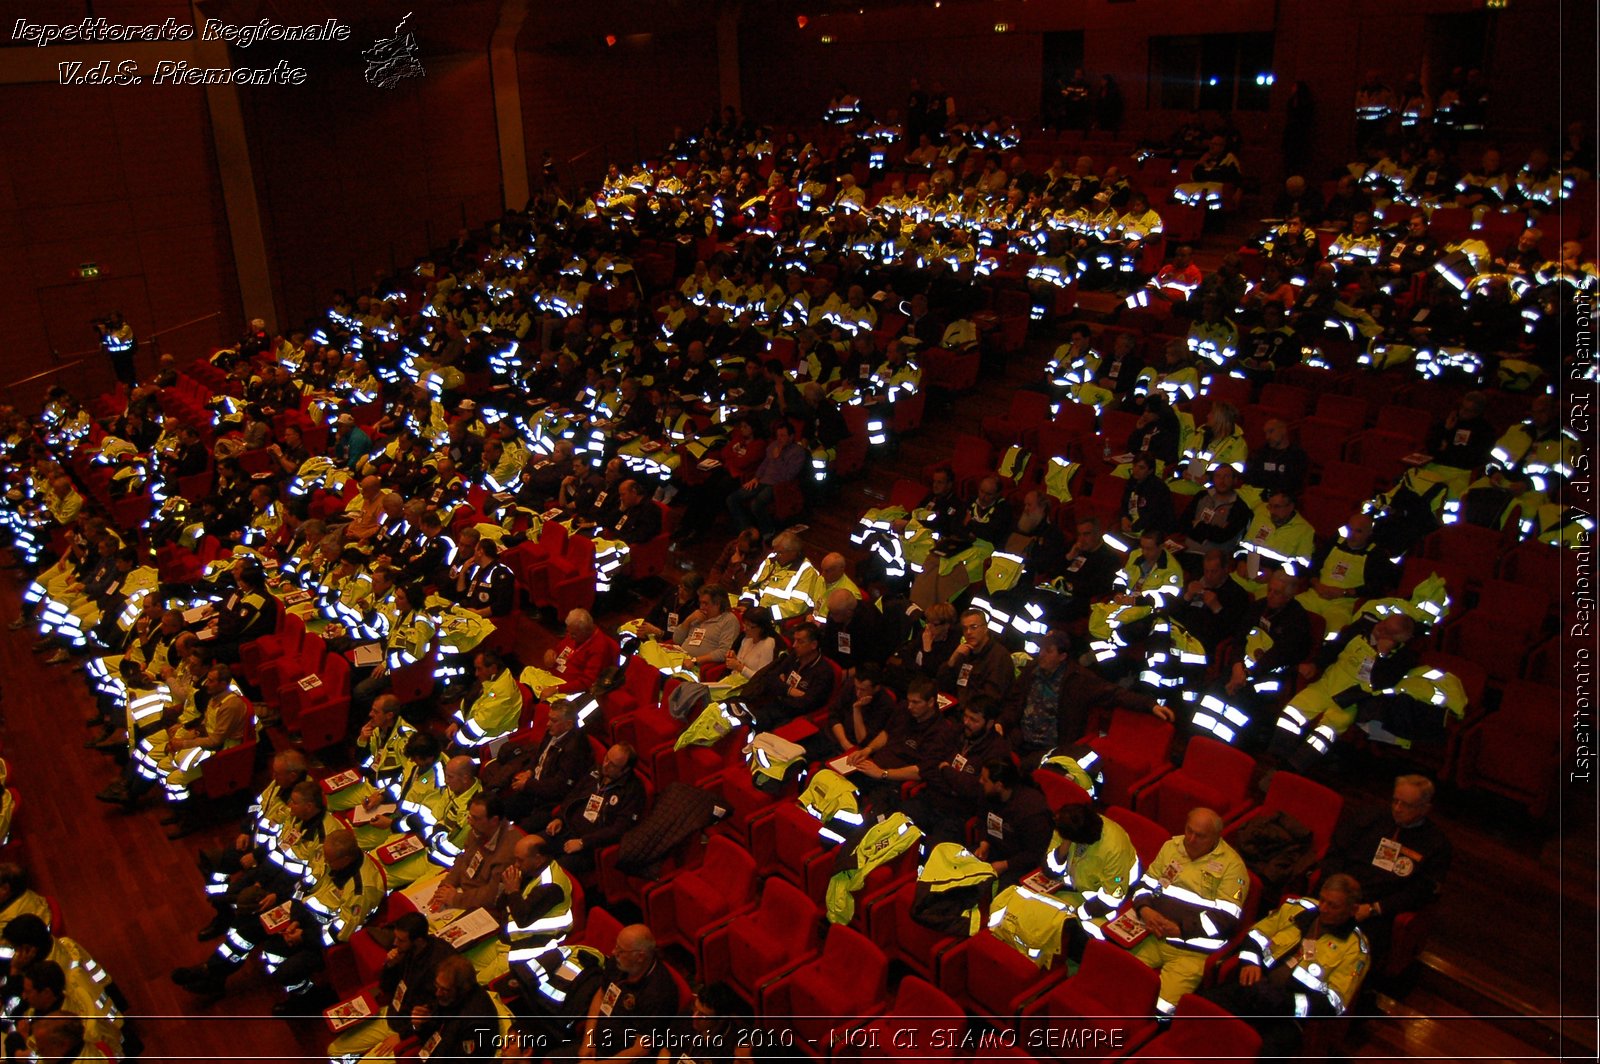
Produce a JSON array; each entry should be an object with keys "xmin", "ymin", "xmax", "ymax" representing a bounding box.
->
[
  {"xmin": 937, "ymin": 608, "xmax": 1013, "ymax": 709},
  {"xmin": 576, "ymin": 924, "xmax": 679, "ymax": 1062},
  {"xmin": 1319, "ymin": 774, "xmax": 1452, "ymax": 971}
]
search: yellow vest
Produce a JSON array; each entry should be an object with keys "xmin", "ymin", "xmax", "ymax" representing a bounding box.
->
[
  {"xmin": 917, "ymin": 844, "xmax": 998, "ymax": 936},
  {"xmin": 1043, "ymin": 816, "xmax": 1139, "ymax": 929},
  {"xmin": 1239, "ymin": 896, "xmax": 1371, "ymax": 1015},
  {"xmin": 988, "ymin": 885, "xmax": 1073, "ymax": 968},
  {"xmin": 1132, "ymin": 837, "xmax": 1249, "ymax": 952}
]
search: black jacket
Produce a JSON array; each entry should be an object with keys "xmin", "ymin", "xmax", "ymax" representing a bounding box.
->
[
  {"xmin": 557, "ymin": 770, "xmax": 648, "ymax": 849},
  {"xmin": 1239, "ymin": 597, "xmax": 1315, "ymax": 675},
  {"xmin": 981, "ymin": 784, "xmax": 1055, "ymax": 881},
  {"xmin": 412, "ymin": 985, "xmax": 498, "ymax": 1059},
  {"xmin": 378, "ymin": 937, "xmax": 455, "ymax": 1033},
  {"xmin": 1321, "ymin": 805, "xmax": 1452, "ymax": 915}
]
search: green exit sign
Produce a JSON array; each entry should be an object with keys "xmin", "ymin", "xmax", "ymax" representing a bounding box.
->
[{"xmin": 77, "ymin": 262, "xmax": 100, "ymax": 279}]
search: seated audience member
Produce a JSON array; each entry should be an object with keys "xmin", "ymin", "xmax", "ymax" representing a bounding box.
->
[
  {"xmin": 1166, "ymin": 548, "xmax": 1252, "ymax": 652},
  {"xmin": 848, "ymin": 677, "xmax": 961, "ymax": 800},
  {"xmin": 1, "ymin": 918, "xmax": 124, "ymax": 1056},
  {"xmin": 817, "ymin": 552, "xmax": 864, "ymax": 614},
  {"xmin": 726, "ymin": 421, "xmax": 806, "ymax": 537},
  {"xmin": 973, "ymin": 760, "xmax": 1054, "ymax": 886},
  {"xmin": 740, "ymin": 532, "xmax": 826, "ymax": 621},
  {"xmin": 825, "ymin": 663, "xmax": 897, "ymax": 756},
  {"xmin": 460, "ymin": 539, "xmax": 515, "ymax": 618},
  {"xmin": 1003, "ymin": 633, "xmax": 1173, "ymax": 769},
  {"xmin": 497, "ymin": 835, "xmax": 578, "ymax": 964},
  {"xmin": 542, "ymin": 745, "xmax": 646, "ymax": 874},
  {"xmin": 1245, "ymin": 419, "xmax": 1309, "ymax": 501},
  {"xmin": 405, "ymin": 955, "xmax": 499, "ymax": 1059},
  {"xmin": 1422, "ymin": 391, "xmax": 1496, "ymax": 476},
  {"xmin": 887, "ymin": 601, "xmax": 961, "ymax": 687},
  {"xmin": 447, "ymin": 650, "xmax": 524, "ymax": 750},
  {"xmin": 481, "ymin": 698, "xmax": 590, "ymax": 824},
  {"xmin": 1319, "ymin": 774, "xmax": 1452, "ymax": 966},
  {"xmin": 901, "ymin": 697, "xmax": 1010, "ymax": 845},
  {"xmin": 744, "ymin": 621, "xmax": 835, "ymax": 728},
  {"xmin": 1130, "ymin": 808, "xmax": 1250, "ymax": 1016},
  {"xmin": 724, "ymin": 610, "xmax": 780, "ymax": 679},
  {"xmin": 428, "ymin": 794, "xmax": 527, "ymax": 916},
  {"xmin": 573, "ymin": 924, "xmax": 680, "ymax": 1062},
  {"xmin": 935, "ymin": 608, "xmax": 1014, "ymax": 709},
  {"xmin": 1042, "ymin": 804, "xmax": 1141, "ymax": 951},
  {"xmin": 324, "ymin": 912, "xmax": 453, "ymax": 1061},
  {"xmin": 1119, "ymin": 454, "xmax": 1175, "ymax": 539},
  {"xmin": 541, "ymin": 609, "xmax": 620, "ymax": 694},
  {"xmin": 1234, "ymin": 491, "xmax": 1316, "ymax": 598},
  {"xmin": 5, "ymin": 958, "xmax": 122, "ymax": 1059},
  {"xmin": 635, "ymin": 573, "xmax": 701, "ymax": 641},
  {"xmin": 172, "ymin": 829, "xmax": 382, "ymax": 1011},
  {"xmin": 818, "ymin": 587, "xmax": 887, "ymax": 671},
  {"xmin": 1296, "ymin": 512, "xmax": 1396, "ymax": 632},
  {"xmin": 1268, "ymin": 613, "xmax": 1419, "ymax": 772},
  {"xmin": 1176, "ymin": 466, "xmax": 1252, "ymax": 555},
  {"xmin": 1191, "ymin": 570, "xmax": 1313, "ymax": 748},
  {"xmin": 707, "ymin": 528, "xmax": 765, "ymax": 589},
  {"xmin": 0, "ymin": 864, "xmax": 51, "ymax": 944},
  {"xmin": 1051, "ymin": 516, "xmax": 1122, "ymax": 611},
  {"xmin": 1201, "ymin": 875, "xmax": 1370, "ymax": 1055}
]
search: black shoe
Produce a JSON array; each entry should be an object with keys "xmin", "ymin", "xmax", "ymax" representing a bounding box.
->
[
  {"xmin": 92, "ymin": 731, "xmax": 127, "ymax": 751},
  {"xmin": 186, "ymin": 978, "xmax": 227, "ymax": 1006},
  {"xmin": 272, "ymin": 986, "xmax": 333, "ymax": 1017},
  {"xmin": 171, "ymin": 964, "xmax": 210, "ymax": 987},
  {"xmin": 159, "ymin": 812, "xmax": 181, "ymax": 826},
  {"xmin": 196, "ymin": 918, "xmax": 229, "ymax": 943},
  {"xmin": 166, "ymin": 820, "xmax": 196, "ymax": 840},
  {"xmin": 95, "ymin": 782, "xmax": 130, "ymax": 803}
]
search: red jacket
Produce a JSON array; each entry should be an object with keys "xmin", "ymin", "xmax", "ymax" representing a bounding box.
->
[
  {"xmin": 554, "ymin": 630, "xmax": 619, "ymax": 693},
  {"xmin": 721, "ymin": 435, "xmax": 765, "ymax": 481}
]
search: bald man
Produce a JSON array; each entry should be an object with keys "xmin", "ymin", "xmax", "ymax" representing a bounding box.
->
[
  {"xmin": 498, "ymin": 835, "xmax": 576, "ymax": 963},
  {"xmin": 578, "ymin": 924, "xmax": 681, "ymax": 1061},
  {"xmin": 1130, "ymin": 807, "xmax": 1250, "ymax": 1016},
  {"xmin": 344, "ymin": 476, "xmax": 387, "ymax": 542},
  {"xmin": 819, "ymin": 586, "xmax": 886, "ymax": 671},
  {"xmin": 818, "ymin": 552, "xmax": 862, "ymax": 614},
  {"xmin": 1296, "ymin": 512, "xmax": 1395, "ymax": 632}
]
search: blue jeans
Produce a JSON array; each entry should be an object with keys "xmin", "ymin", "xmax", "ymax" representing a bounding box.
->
[{"xmin": 727, "ymin": 482, "xmax": 776, "ymax": 535}]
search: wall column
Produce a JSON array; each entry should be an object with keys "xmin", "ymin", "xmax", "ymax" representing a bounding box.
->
[
  {"xmin": 718, "ymin": 2, "xmax": 742, "ymax": 116},
  {"xmin": 191, "ymin": 1, "xmax": 276, "ymax": 332},
  {"xmin": 490, "ymin": 0, "xmax": 533, "ymax": 211}
]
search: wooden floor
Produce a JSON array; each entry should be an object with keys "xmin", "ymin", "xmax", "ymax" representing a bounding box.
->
[{"xmin": 4, "ymin": 313, "xmax": 1592, "ymax": 1060}]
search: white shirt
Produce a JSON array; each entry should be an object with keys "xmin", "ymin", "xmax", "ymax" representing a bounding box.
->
[{"xmin": 735, "ymin": 636, "xmax": 777, "ymax": 677}]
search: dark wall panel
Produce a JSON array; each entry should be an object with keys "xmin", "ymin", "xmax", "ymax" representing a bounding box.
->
[
  {"xmin": 742, "ymin": 28, "xmax": 1043, "ymax": 131},
  {"xmin": 518, "ymin": 28, "xmax": 723, "ymax": 187},
  {"xmin": 0, "ymin": 82, "xmax": 240, "ymax": 403},
  {"xmin": 243, "ymin": 50, "xmax": 503, "ymax": 329}
]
